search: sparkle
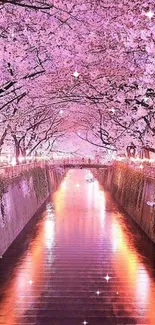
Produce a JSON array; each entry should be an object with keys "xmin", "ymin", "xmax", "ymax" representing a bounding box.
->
[
  {"xmin": 144, "ymin": 9, "xmax": 154, "ymax": 19},
  {"xmin": 104, "ymin": 274, "xmax": 111, "ymax": 282},
  {"xmin": 96, "ymin": 290, "xmax": 101, "ymax": 295},
  {"xmin": 147, "ymin": 201, "xmax": 155, "ymax": 207},
  {"xmin": 76, "ymin": 183, "xmax": 80, "ymax": 188},
  {"xmin": 73, "ymin": 71, "xmax": 79, "ymax": 78},
  {"xmin": 62, "ymin": 182, "xmax": 67, "ymax": 188},
  {"xmin": 144, "ymin": 96, "xmax": 148, "ymax": 102},
  {"xmin": 29, "ymin": 280, "xmax": 33, "ymax": 285},
  {"xmin": 83, "ymin": 321, "xmax": 88, "ymax": 325},
  {"xmin": 0, "ymin": 256, "xmax": 2, "ymax": 259},
  {"xmin": 116, "ymin": 291, "xmax": 119, "ymax": 295},
  {"xmin": 59, "ymin": 110, "xmax": 63, "ymax": 114}
]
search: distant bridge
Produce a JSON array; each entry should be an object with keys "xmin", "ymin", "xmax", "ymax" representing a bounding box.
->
[
  {"xmin": 0, "ymin": 159, "xmax": 110, "ymax": 179},
  {"xmin": 57, "ymin": 163, "xmax": 108, "ymax": 169},
  {"xmin": 51, "ymin": 158, "xmax": 109, "ymax": 169}
]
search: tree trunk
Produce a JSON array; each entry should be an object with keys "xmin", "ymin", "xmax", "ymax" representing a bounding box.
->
[
  {"xmin": 11, "ymin": 131, "xmax": 20, "ymax": 164},
  {"xmin": 143, "ymin": 146, "xmax": 155, "ymax": 154},
  {"xmin": 13, "ymin": 139, "xmax": 20, "ymax": 164},
  {"xmin": 0, "ymin": 128, "xmax": 8, "ymax": 153}
]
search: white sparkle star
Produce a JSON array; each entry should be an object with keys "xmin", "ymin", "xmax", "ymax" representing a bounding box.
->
[
  {"xmin": 73, "ymin": 71, "xmax": 79, "ymax": 78},
  {"xmin": 145, "ymin": 9, "xmax": 154, "ymax": 19},
  {"xmin": 29, "ymin": 280, "xmax": 33, "ymax": 285},
  {"xmin": 76, "ymin": 183, "xmax": 80, "ymax": 188},
  {"xmin": 144, "ymin": 96, "xmax": 148, "ymax": 102},
  {"xmin": 96, "ymin": 290, "xmax": 101, "ymax": 295},
  {"xmin": 104, "ymin": 274, "xmax": 111, "ymax": 282},
  {"xmin": 83, "ymin": 321, "xmax": 88, "ymax": 325}
]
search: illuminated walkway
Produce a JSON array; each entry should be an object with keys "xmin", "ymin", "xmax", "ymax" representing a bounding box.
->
[{"xmin": 0, "ymin": 169, "xmax": 155, "ymax": 325}]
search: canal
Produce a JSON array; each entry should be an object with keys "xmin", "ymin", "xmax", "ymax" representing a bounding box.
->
[{"xmin": 0, "ymin": 169, "xmax": 155, "ymax": 325}]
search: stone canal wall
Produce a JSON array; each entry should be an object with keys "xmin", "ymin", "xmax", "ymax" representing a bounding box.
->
[
  {"xmin": 0, "ymin": 165, "xmax": 64, "ymax": 256},
  {"xmin": 96, "ymin": 163, "xmax": 155, "ymax": 244}
]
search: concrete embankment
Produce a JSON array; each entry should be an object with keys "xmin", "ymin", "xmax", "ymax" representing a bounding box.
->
[
  {"xmin": 0, "ymin": 165, "xmax": 65, "ymax": 256},
  {"xmin": 94, "ymin": 163, "xmax": 155, "ymax": 244}
]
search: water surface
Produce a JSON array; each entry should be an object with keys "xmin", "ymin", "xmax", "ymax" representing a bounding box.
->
[{"xmin": 0, "ymin": 169, "xmax": 155, "ymax": 325}]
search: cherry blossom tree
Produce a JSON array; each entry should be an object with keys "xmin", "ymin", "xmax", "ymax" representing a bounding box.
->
[
  {"xmin": 72, "ymin": 81, "xmax": 155, "ymax": 154},
  {"xmin": 0, "ymin": 0, "xmax": 155, "ymax": 158}
]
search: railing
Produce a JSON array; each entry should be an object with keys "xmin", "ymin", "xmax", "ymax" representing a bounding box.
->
[
  {"xmin": 52, "ymin": 158, "xmax": 101, "ymax": 165},
  {"xmin": 0, "ymin": 158, "xmax": 105, "ymax": 179},
  {"xmin": 0, "ymin": 157, "xmax": 155, "ymax": 179},
  {"xmin": 0, "ymin": 161, "xmax": 46, "ymax": 179}
]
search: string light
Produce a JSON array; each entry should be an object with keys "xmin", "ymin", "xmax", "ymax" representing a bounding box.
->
[
  {"xmin": 116, "ymin": 156, "xmax": 155, "ymax": 164},
  {"xmin": 11, "ymin": 157, "xmax": 16, "ymax": 166}
]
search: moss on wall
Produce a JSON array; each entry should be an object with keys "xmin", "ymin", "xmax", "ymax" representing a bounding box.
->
[
  {"xmin": 0, "ymin": 176, "xmax": 8, "ymax": 199},
  {"xmin": 31, "ymin": 167, "xmax": 48, "ymax": 202},
  {"xmin": 112, "ymin": 162, "xmax": 145, "ymax": 211},
  {"xmin": 95, "ymin": 163, "xmax": 155, "ymax": 242},
  {"xmin": 0, "ymin": 166, "xmax": 48, "ymax": 204}
]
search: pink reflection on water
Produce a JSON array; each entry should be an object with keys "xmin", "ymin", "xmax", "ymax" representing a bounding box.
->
[{"xmin": 0, "ymin": 169, "xmax": 155, "ymax": 324}]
